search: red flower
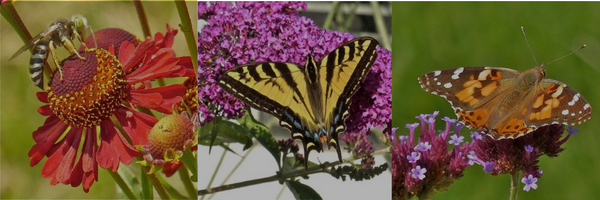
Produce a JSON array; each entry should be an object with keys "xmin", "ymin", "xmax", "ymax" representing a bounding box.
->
[{"xmin": 28, "ymin": 26, "xmax": 193, "ymax": 192}]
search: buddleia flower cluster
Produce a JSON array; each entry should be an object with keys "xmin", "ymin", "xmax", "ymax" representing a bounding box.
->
[{"xmin": 197, "ymin": 1, "xmax": 391, "ymax": 136}]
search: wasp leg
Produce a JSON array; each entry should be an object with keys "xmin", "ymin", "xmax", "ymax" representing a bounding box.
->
[
  {"xmin": 48, "ymin": 40, "xmax": 64, "ymax": 80},
  {"xmin": 62, "ymin": 36, "xmax": 85, "ymax": 61},
  {"xmin": 73, "ymin": 28, "xmax": 88, "ymax": 50}
]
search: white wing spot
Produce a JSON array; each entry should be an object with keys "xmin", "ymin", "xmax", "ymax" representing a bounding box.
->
[
  {"xmin": 434, "ymin": 70, "xmax": 442, "ymax": 76},
  {"xmin": 444, "ymin": 82, "xmax": 452, "ymax": 88},
  {"xmin": 561, "ymin": 109, "xmax": 569, "ymax": 115},
  {"xmin": 451, "ymin": 67, "xmax": 464, "ymax": 80},
  {"xmin": 584, "ymin": 103, "xmax": 591, "ymax": 110},
  {"xmin": 568, "ymin": 93, "xmax": 580, "ymax": 106},
  {"xmin": 571, "ymin": 113, "xmax": 575, "ymax": 116},
  {"xmin": 434, "ymin": 77, "xmax": 438, "ymax": 81},
  {"xmin": 437, "ymin": 82, "xmax": 441, "ymax": 86},
  {"xmin": 477, "ymin": 69, "xmax": 492, "ymax": 80},
  {"xmin": 552, "ymin": 86, "xmax": 564, "ymax": 98}
]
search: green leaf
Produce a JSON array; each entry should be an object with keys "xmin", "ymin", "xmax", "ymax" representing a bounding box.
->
[
  {"xmin": 199, "ymin": 116, "xmax": 253, "ymax": 151},
  {"xmin": 238, "ymin": 114, "xmax": 281, "ymax": 166},
  {"xmin": 285, "ymin": 180, "xmax": 322, "ymax": 200},
  {"xmin": 282, "ymin": 156, "xmax": 305, "ymax": 173}
]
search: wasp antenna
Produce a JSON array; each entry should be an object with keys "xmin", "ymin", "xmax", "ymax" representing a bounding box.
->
[
  {"xmin": 547, "ymin": 44, "xmax": 586, "ymax": 66},
  {"xmin": 88, "ymin": 25, "xmax": 98, "ymax": 48},
  {"xmin": 521, "ymin": 26, "xmax": 538, "ymax": 65}
]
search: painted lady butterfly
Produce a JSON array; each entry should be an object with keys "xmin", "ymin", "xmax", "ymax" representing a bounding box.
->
[{"xmin": 419, "ymin": 65, "xmax": 592, "ymax": 139}]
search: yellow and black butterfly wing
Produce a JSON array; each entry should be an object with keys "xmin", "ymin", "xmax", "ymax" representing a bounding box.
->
[
  {"xmin": 218, "ymin": 36, "xmax": 379, "ymax": 169},
  {"xmin": 316, "ymin": 37, "xmax": 379, "ymax": 162},
  {"xmin": 219, "ymin": 62, "xmax": 326, "ymax": 161}
]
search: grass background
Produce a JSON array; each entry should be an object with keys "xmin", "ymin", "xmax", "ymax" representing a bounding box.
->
[
  {"xmin": 392, "ymin": 2, "xmax": 600, "ymax": 200},
  {"xmin": 0, "ymin": 1, "xmax": 196, "ymax": 198}
]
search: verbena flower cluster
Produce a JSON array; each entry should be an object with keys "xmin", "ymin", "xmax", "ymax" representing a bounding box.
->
[
  {"xmin": 392, "ymin": 111, "xmax": 473, "ymax": 199},
  {"xmin": 469, "ymin": 124, "xmax": 578, "ymax": 192},
  {"xmin": 392, "ymin": 111, "xmax": 580, "ymax": 199},
  {"xmin": 197, "ymin": 1, "xmax": 392, "ymax": 135}
]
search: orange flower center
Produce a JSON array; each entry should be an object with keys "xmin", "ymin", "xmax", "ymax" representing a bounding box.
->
[
  {"xmin": 148, "ymin": 114, "xmax": 194, "ymax": 159},
  {"xmin": 48, "ymin": 49, "xmax": 128, "ymax": 128}
]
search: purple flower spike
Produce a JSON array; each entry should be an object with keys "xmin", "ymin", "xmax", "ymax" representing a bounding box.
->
[
  {"xmin": 414, "ymin": 142, "xmax": 431, "ymax": 152},
  {"xmin": 567, "ymin": 126, "xmax": 579, "ymax": 135},
  {"xmin": 392, "ymin": 112, "xmax": 473, "ymax": 199},
  {"xmin": 524, "ymin": 145, "xmax": 534, "ymax": 153},
  {"xmin": 411, "ymin": 165, "xmax": 427, "ymax": 180},
  {"xmin": 522, "ymin": 174, "xmax": 538, "ymax": 192},
  {"xmin": 449, "ymin": 134, "xmax": 464, "ymax": 146},
  {"xmin": 470, "ymin": 124, "xmax": 577, "ymax": 191},
  {"xmin": 483, "ymin": 161, "xmax": 495, "ymax": 173},
  {"xmin": 407, "ymin": 152, "xmax": 421, "ymax": 163}
]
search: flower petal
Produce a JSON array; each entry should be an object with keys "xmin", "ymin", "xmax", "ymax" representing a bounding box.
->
[
  {"xmin": 129, "ymin": 84, "xmax": 186, "ymax": 113},
  {"xmin": 121, "ymin": 40, "xmax": 154, "ymax": 72},
  {"xmin": 97, "ymin": 120, "xmax": 139, "ymax": 171},
  {"xmin": 115, "ymin": 107, "xmax": 157, "ymax": 144},
  {"xmin": 70, "ymin": 128, "xmax": 99, "ymax": 192},
  {"xmin": 126, "ymin": 52, "xmax": 184, "ymax": 83},
  {"xmin": 41, "ymin": 128, "xmax": 82, "ymax": 184},
  {"xmin": 29, "ymin": 116, "xmax": 69, "ymax": 166}
]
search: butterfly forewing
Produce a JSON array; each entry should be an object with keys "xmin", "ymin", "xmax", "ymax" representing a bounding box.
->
[
  {"xmin": 219, "ymin": 36, "xmax": 379, "ymax": 169},
  {"xmin": 526, "ymin": 79, "xmax": 592, "ymax": 128}
]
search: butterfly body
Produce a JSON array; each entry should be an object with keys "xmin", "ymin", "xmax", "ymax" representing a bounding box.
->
[
  {"xmin": 219, "ymin": 37, "xmax": 379, "ymax": 168},
  {"xmin": 419, "ymin": 65, "xmax": 591, "ymax": 139}
]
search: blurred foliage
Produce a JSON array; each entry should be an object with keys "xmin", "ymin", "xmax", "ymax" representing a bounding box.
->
[
  {"xmin": 0, "ymin": 1, "xmax": 196, "ymax": 199},
  {"xmin": 392, "ymin": 2, "xmax": 600, "ymax": 200}
]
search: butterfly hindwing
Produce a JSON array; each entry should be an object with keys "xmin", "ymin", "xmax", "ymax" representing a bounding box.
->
[{"xmin": 219, "ymin": 37, "xmax": 379, "ymax": 168}]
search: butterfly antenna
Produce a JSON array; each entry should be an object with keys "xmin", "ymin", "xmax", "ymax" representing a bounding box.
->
[
  {"xmin": 547, "ymin": 44, "xmax": 586, "ymax": 66},
  {"xmin": 521, "ymin": 26, "xmax": 538, "ymax": 65}
]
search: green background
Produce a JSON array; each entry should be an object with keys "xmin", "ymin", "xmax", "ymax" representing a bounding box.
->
[
  {"xmin": 392, "ymin": 2, "xmax": 600, "ymax": 200},
  {"xmin": 1, "ymin": 1, "xmax": 195, "ymax": 198}
]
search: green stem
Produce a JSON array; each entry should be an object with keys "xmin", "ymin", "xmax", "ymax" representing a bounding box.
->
[
  {"xmin": 1, "ymin": 2, "xmax": 53, "ymax": 88},
  {"xmin": 141, "ymin": 167, "xmax": 153, "ymax": 200},
  {"xmin": 142, "ymin": 166, "xmax": 171, "ymax": 200},
  {"xmin": 509, "ymin": 171, "xmax": 520, "ymax": 200},
  {"xmin": 201, "ymin": 149, "xmax": 227, "ymax": 200},
  {"xmin": 181, "ymin": 149, "xmax": 198, "ymax": 178},
  {"xmin": 133, "ymin": 0, "xmax": 151, "ymax": 38},
  {"xmin": 323, "ymin": 1, "xmax": 339, "ymax": 30},
  {"xmin": 174, "ymin": 0, "xmax": 198, "ymax": 71},
  {"xmin": 178, "ymin": 165, "xmax": 197, "ymax": 199},
  {"xmin": 198, "ymin": 147, "xmax": 390, "ymax": 195},
  {"xmin": 108, "ymin": 169, "xmax": 138, "ymax": 199},
  {"xmin": 370, "ymin": 1, "xmax": 391, "ymax": 50},
  {"xmin": 342, "ymin": 2, "xmax": 359, "ymax": 32}
]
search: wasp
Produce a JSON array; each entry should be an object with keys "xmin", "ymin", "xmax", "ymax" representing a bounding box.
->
[{"xmin": 9, "ymin": 15, "xmax": 95, "ymax": 89}]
